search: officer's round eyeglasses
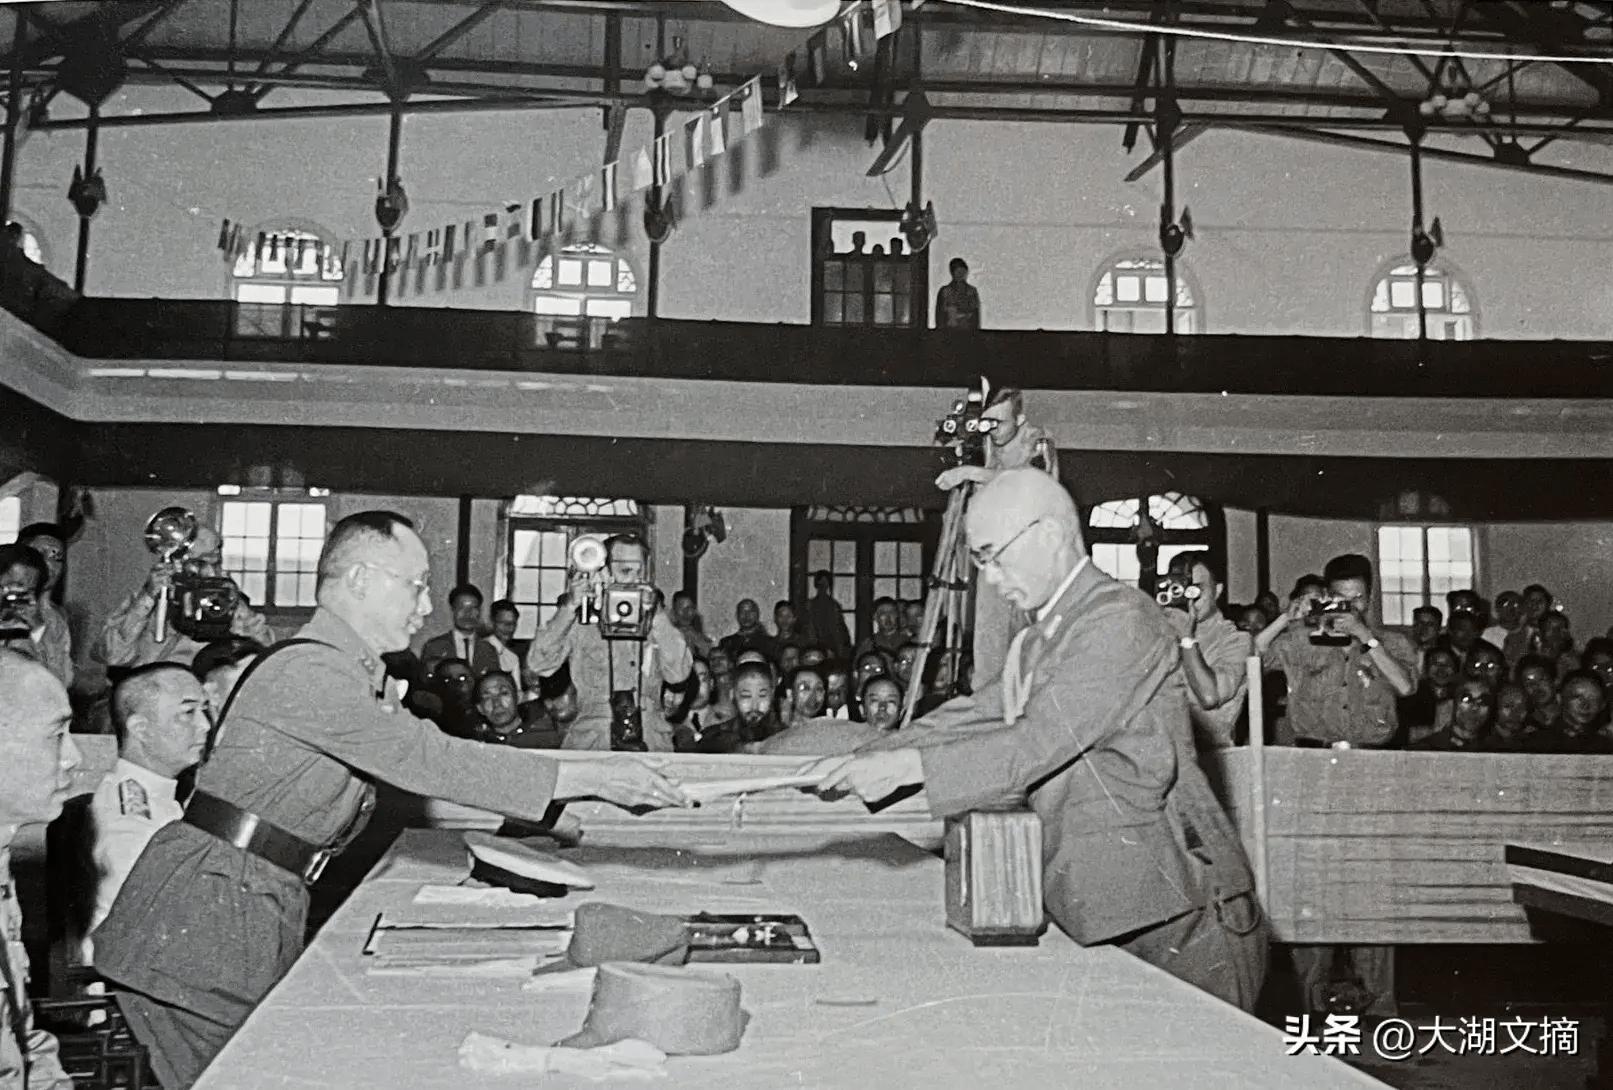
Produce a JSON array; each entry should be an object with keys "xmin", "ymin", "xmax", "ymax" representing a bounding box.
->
[{"xmin": 361, "ymin": 562, "xmax": 431, "ymax": 599}]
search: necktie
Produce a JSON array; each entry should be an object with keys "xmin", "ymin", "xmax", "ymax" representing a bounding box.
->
[{"xmin": 1002, "ymin": 625, "xmax": 1032, "ymax": 725}]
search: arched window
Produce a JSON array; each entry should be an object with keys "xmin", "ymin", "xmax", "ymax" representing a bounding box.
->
[
  {"xmin": 1367, "ymin": 258, "xmax": 1477, "ymax": 340},
  {"xmin": 231, "ymin": 226, "xmax": 343, "ymax": 306},
  {"xmin": 1085, "ymin": 492, "xmax": 1216, "ymax": 587},
  {"xmin": 530, "ymin": 244, "xmax": 638, "ymax": 321},
  {"xmin": 7, "ymin": 215, "xmax": 48, "ymax": 270},
  {"xmin": 1092, "ymin": 255, "xmax": 1200, "ymax": 334},
  {"xmin": 792, "ymin": 505, "xmax": 937, "ymax": 645}
]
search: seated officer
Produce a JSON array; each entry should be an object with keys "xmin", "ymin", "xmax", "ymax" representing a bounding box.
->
[
  {"xmin": 82, "ymin": 664, "xmax": 211, "ymax": 962},
  {"xmin": 469, "ymin": 672, "xmax": 559, "ymax": 749},
  {"xmin": 0, "ymin": 649, "xmax": 79, "ymax": 1089}
]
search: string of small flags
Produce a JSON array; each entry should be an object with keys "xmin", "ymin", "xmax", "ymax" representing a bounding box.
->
[{"xmin": 215, "ymin": 0, "xmax": 906, "ymax": 301}]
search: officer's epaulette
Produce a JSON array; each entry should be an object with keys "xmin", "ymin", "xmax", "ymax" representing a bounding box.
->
[{"xmin": 118, "ymin": 778, "xmax": 151, "ymax": 820}]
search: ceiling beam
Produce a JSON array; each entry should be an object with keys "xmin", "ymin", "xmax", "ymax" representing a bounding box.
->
[
  {"xmin": 1465, "ymin": 0, "xmax": 1613, "ymax": 108},
  {"xmin": 1234, "ymin": 123, "xmax": 1613, "ymax": 185},
  {"xmin": 415, "ymin": 0, "xmax": 503, "ymax": 63},
  {"xmin": 32, "ymin": 90, "xmax": 1613, "ymax": 140}
]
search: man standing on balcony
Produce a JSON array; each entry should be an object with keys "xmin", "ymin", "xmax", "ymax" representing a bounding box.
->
[{"xmin": 934, "ymin": 257, "xmax": 980, "ymax": 330}]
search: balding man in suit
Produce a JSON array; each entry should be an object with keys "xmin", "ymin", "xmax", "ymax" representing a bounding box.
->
[{"xmin": 806, "ymin": 468, "xmax": 1267, "ymax": 1010}]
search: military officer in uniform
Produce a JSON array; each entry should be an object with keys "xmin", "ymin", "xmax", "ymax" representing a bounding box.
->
[
  {"xmin": 524, "ymin": 533, "xmax": 694, "ymax": 751},
  {"xmin": 0, "ymin": 649, "xmax": 80, "ymax": 1090},
  {"xmin": 806, "ymin": 470, "xmax": 1268, "ymax": 1011},
  {"xmin": 82, "ymin": 663, "xmax": 211, "ymax": 962},
  {"xmin": 92, "ymin": 524, "xmax": 274, "ymax": 670},
  {"xmin": 93, "ymin": 512, "xmax": 689, "ymax": 1089}
]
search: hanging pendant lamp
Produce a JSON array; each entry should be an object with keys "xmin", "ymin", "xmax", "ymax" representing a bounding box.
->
[{"xmin": 720, "ymin": 0, "xmax": 845, "ymax": 29}]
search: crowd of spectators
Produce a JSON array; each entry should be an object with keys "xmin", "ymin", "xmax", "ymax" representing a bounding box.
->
[{"xmin": 1214, "ymin": 567, "xmax": 1612, "ymax": 755}]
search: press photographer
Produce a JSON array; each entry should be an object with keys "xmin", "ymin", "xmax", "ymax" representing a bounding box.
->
[
  {"xmin": 523, "ymin": 532, "xmax": 694, "ymax": 752},
  {"xmin": 1158, "ymin": 551, "xmax": 1252, "ymax": 750},
  {"xmin": 1254, "ymin": 552, "xmax": 1416, "ymax": 749},
  {"xmin": 92, "ymin": 511, "xmax": 273, "ymax": 670},
  {"xmin": 0, "ymin": 542, "xmax": 73, "ymax": 688}
]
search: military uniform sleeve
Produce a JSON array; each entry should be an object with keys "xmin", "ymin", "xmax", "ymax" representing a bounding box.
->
[
  {"xmin": 525, "ymin": 612, "xmax": 576, "ymax": 680},
  {"xmin": 276, "ymin": 648, "xmax": 560, "ymax": 823},
  {"xmin": 91, "ymin": 589, "xmax": 159, "ymax": 667},
  {"xmin": 918, "ymin": 599, "xmax": 1177, "ymax": 818},
  {"xmin": 38, "ymin": 611, "xmax": 73, "ymax": 691}
]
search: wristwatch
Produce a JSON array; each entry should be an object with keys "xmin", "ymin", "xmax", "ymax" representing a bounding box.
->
[
  {"xmin": 1363, "ymin": 636, "xmax": 1382, "ymax": 651},
  {"xmin": 1179, "ymin": 636, "xmax": 1198, "ymax": 650}
]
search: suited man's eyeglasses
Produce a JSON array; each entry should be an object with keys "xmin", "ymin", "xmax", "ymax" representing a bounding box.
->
[{"xmin": 970, "ymin": 518, "xmax": 1045, "ymax": 570}]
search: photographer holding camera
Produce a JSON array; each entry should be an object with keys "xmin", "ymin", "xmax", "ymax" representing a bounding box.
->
[
  {"xmin": 1256, "ymin": 553, "xmax": 1416, "ymax": 749},
  {"xmin": 92, "ymin": 524, "xmax": 273, "ymax": 670},
  {"xmin": 523, "ymin": 533, "xmax": 694, "ymax": 752},
  {"xmin": 1158, "ymin": 551, "xmax": 1252, "ymax": 750},
  {"xmin": 0, "ymin": 542, "xmax": 74, "ymax": 689}
]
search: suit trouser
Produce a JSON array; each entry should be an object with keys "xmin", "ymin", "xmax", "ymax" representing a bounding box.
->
[
  {"xmin": 1290, "ymin": 944, "xmax": 1397, "ymax": 1017},
  {"xmin": 114, "ymin": 988, "xmax": 240, "ymax": 1090},
  {"xmin": 1118, "ymin": 889, "xmax": 1269, "ymax": 1013}
]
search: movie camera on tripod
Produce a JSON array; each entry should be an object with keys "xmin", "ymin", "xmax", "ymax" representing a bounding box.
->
[{"xmin": 934, "ymin": 377, "xmax": 999, "ymax": 468}]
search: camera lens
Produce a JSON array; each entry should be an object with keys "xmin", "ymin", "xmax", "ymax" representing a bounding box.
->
[{"xmin": 615, "ymin": 601, "xmax": 632, "ymax": 618}]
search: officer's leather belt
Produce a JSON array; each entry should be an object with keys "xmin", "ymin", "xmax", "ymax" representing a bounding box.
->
[{"xmin": 184, "ymin": 791, "xmax": 333, "ymax": 885}]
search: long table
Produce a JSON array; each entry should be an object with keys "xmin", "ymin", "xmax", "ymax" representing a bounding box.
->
[{"xmin": 191, "ymin": 829, "xmax": 1384, "ymax": 1089}]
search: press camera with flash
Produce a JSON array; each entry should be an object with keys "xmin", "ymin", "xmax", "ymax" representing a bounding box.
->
[{"xmin": 568, "ymin": 535, "xmax": 657, "ymax": 641}]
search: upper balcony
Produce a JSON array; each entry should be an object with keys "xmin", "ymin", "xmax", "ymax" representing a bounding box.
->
[{"xmin": 4, "ymin": 247, "xmax": 1612, "ymax": 518}]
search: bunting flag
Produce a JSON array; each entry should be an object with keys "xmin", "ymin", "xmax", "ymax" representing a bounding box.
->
[
  {"xmin": 778, "ymin": 55, "xmax": 799, "ymax": 106},
  {"xmin": 687, "ymin": 114, "xmax": 707, "ymax": 169},
  {"xmin": 873, "ymin": 0, "xmax": 902, "ymax": 38},
  {"xmin": 742, "ymin": 76, "xmax": 765, "ymax": 132},
  {"xmin": 708, "ymin": 99, "xmax": 729, "ymax": 157},
  {"xmin": 807, "ymin": 33, "xmax": 828, "ymax": 85},
  {"xmin": 652, "ymin": 133, "xmax": 673, "ymax": 187},
  {"xmin": 228, "ymin": 5, "xmax": 814, "ymax": 298},
  {"xmin": 421, "ymin": 227, "xmax": 444, "ymax": 265}
]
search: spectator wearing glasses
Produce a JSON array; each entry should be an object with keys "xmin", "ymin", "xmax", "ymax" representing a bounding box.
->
[{"xmin": 0, "ymin": 543, "xmax": 72, "ymax": 690}]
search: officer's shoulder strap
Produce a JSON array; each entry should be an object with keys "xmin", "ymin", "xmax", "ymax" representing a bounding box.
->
[{"xmin": 210, "ymin": 638, "xmax": 332, "ymax": 743}]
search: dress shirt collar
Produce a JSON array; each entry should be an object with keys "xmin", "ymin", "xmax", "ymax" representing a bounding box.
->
[
  {"xmin": 112, "ymin": 757, "xmax": 181, "ymax": 804},
  {"xmin": 1034, "ymin": 555, "xmax": 1091, "ymax": 625}
]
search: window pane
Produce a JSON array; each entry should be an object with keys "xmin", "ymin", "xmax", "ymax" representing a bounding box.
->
[
  {"xmin": 1116, "ymin": 275, "xmax": 1141, "ymax": 303},
  {"xmin": 540, "ymin": 568, "xmax": 566, "ymax": 603},
  {"xmin": 1091, "ymin": 543, "xmax": 1140, "ymax": 585},
  {"xmin": 899, "ymin": 542, "xmax": 922, "ymax": 574},
  {"xmin": 873, "ymin": 577, "xmax": 897, "ymax": 602},
  {"xmin": 874, "ymin": 541, "xmax": 896, "ymax": 573},
  {"xmin": 844, "ymin": 296, "xmax": 865, "ymax": 324},
  {"xmin": 245, "ymin": 503, "xmax": 272, "ymax": 537},
  {"xmin": 1144, "ymin": 276, "xmax": 1168, "ymax": 303},
  {"xmin": 873, "ymin": 295, "xmax": 894, "ymax": 325},
  {"xmin": 557, "ymin": 259, "xmax": 583, "ymax": 287},
  {"xmin": 288, "ymin": 285, "xmax": 340, "ymax": 306},
  {"xmin": 585, "ymin": 297, "xmax": 632, "ymax": 320},
  {"xmin": 240, "ymin": 572, "xmax": 267, "ymax": 605},
  {"xmin": 534, "ymin": 295, "xmax": 584, "ymax": 316},
  {"xmin": 1422, "ymin": 281, "xmax": 1445, "ymax": 310},
  {"xmin": 808, "ymin": 540, "xmax": 830, "ymax": 574},
  {"xmin": 823, "ymin": 262, "xmax": 843, "ymax": 291},
  {"xmin": 514, "ymin": 569, "xmax": 541, "ymax": 600},
  {"xmin": 832, "ymin": 541, "xmax": 856, "ymax": 574},
  {"xmin": 587, "ymin": 260, "xmax": 613, "ymax": 288},
  {"xmin": 1389, "ymin": 280, "xmax": 1416, "ymax": 309},
  {"xmin": 236, "ymin": 283, "xmax": 288, "ymax": 305},
  {"xmin": 0, "ymin": 495, "xmax": 19, "ymax": 544}
]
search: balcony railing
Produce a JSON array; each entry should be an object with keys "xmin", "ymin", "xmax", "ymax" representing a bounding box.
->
[{"xmin": 6, "ymin": 288, "xmax": 1612, "ymax": 400}]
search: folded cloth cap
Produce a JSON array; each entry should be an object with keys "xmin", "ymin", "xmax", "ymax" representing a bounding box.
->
[
  {"xmin": 533, "ymin": 902, "xmax": 690, "ymax": 976},
  {"xmin": 560, "ymin": 962, "xmax": 749, "ymax": 1056}
]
